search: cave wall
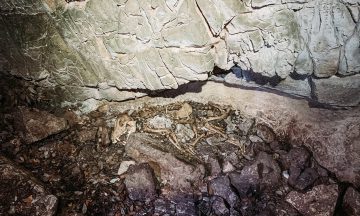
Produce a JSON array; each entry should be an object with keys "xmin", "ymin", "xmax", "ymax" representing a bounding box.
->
[{"xmin": 0, "ymin": 0, "xmax": 359, "ymax": 106}]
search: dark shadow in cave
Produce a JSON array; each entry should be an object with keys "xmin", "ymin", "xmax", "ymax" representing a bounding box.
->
[
  {"xmin": 150, "ymin": 66, "xmax": 347, "ymax": 110},
  {"xmin": 231, "ymin": 66, "xmax": 282, "ymax": 87}
]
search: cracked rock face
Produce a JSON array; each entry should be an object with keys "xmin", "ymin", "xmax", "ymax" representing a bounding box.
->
[{"xmin": 0, "ymin": 0, "xmax": 359, "ymax": 106}]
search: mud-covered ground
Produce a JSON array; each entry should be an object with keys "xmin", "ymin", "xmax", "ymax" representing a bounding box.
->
[{"xmin": 0, "ymin": 101, "xmax": 358, "ymax": 215}]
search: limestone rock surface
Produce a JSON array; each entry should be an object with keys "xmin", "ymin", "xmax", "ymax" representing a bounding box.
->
[{"xmin": 0, "ymin": 0, "xmax": 358, "ymax": 106}]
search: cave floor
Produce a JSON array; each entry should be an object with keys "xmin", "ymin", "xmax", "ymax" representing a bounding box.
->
[{"xmin": 0, "ymin": 101, "xmax": 347, "ymax": 215}]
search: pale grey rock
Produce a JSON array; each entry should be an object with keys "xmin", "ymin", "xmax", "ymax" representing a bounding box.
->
[
  {"xmin": 0, "ymin": 0, "xmax": 359, "ymax": 106},
  {"xmin": 175, "ymin": 124, "xmax": 195, "ymax": 143},
  {"xmin": 222, "ymin": 161, "xmax": 235, "ymax": 173},
  {"xmin": 275, "ymin": 77, "xmax": 312, "ymax": 98},
  {"xmin": 297, "ymin": 0, "xmax": 356, "ymax": 78},
  {"xmin": 148, "ymin": 115, "xmax": 173, "ymax": 129},
  {"xmin": 311, "ymin": 75, "xmax": 360, "ymax": 106},
  {"xmin": 339, "ymin": 27, "xmax": 360, "ymax": 76},
  {"xmin": 249, "ymin": 135, "xmax": 263, "ymax": 143},
  {"xmin": 252, "ymin": 0, "xmax": 280, "ymax": 9},
  {"xmin": 294, "ymin": 48, "xmax": 314, "ymax": 76},
  {"xmin": 117, "ymin": 160, "xmax": 136, "ymax": 176}
]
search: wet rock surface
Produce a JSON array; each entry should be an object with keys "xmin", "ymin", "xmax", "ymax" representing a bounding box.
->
[{"xmin": 0, "ymin": 101, "xmax": 357, "ymax": 215}]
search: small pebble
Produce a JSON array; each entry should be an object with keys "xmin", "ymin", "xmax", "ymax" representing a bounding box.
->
[
  {"xmin": 118, "ymin": 161, "xmax": 136, "ymax": 175},
  {"xmin": 282, "ymin": 170, "xmax": 290, "ymax": 179},
  {"xmin": 222, "ymin": 161, "xmax": 235, "ymax": 173},
  {"xmin": 110, "ymin": 178, "xmax": 120, "ymax": 183}
]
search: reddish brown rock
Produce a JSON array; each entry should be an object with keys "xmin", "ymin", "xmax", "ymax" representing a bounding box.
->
[
  {"xmin": 285, "ymin": 184, "xmax": 338, "ymax": 216},
  {"xmin": 343, "ymin": 187, "xmax": 360, "ymax": 216},
  {"xmin": 14, "ymin": 106, "xmax": 68, "ymax": 144}
]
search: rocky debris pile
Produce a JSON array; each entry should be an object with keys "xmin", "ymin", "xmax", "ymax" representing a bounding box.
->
[
  {"xmin": 0, "ymin": 155, "xmax": 58, "ymax": 216},
  {"xmin": 0, "ymin": 101, "xmax": 359, "ymax": 215}
]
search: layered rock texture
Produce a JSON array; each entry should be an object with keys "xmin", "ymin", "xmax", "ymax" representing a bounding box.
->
[{"xmin": 0, "ymin": 0, "xmax": 359, "ymax": 106}]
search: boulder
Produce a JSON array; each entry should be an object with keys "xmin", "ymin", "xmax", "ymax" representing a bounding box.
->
[{"xmin": 14, "ymin": 106, "xmax": 68, "ymax": 144}]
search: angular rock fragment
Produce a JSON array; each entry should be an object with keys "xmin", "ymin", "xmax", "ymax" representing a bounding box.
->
[
  {"xmin": 208, "ymin": 176, "xmax": 239, "ymax": 208},
  {"xmin": 211, "ymin": 196, "xmax": 229, "ymax": 216},
  {"xmin": 281, "ymin": 147, "xmax": 315, "ymax": 189},
  {"xmin": 14, "ymin": 106, "xmax": 68, "ymax": 144},
  {"xmin": 343, "ymin": 187, "xmax": 360, "ymax": 216},
  {"xmin": 229, "ymin": 152, "xmax": 281, "ymax": 197},
  {"xmin": 125, "ymin": 133, "xmax": 204, "ymax": 190},
  {"xmin": 154, "ymin": 198, "xmax": 176, "ymax": 215},
  {"xmin": 0, "ymin": 155, "xmax": 58, "ymax": 216},
  {"xmin": 175, "ymin": 124, "xmax": 195, "ymax": 143},
  {"xmin": 124, "ymin": 163, "xmax": 157, "ymax": 201},
  {"xmin": 238, "ymin": 118, "xmax": 255, "ymax": 136},
  {"xmin": 208, "ymin": 158, "xmax": 222, "ymax": 177},
  {"xmin": 256, "ymin": 124, "xmax": 276, "ymax": 143},
  {"xmin": 282, "ymin": 147, "xmax": 311, "ymax": 170},
  {"xmin": 285, "ymin": 184, "xmax": 338, "ymax": 216},
  {"xmin": 289, "ymin": 168, "xmax": 319, "ymax": 191},
  {"xmin": 175, "ymin": 198, "xmax": 197, "ymax": 216},
  {"xmin": 117, "ymin": 160, "xmax": 136, "ymax": 176}
]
